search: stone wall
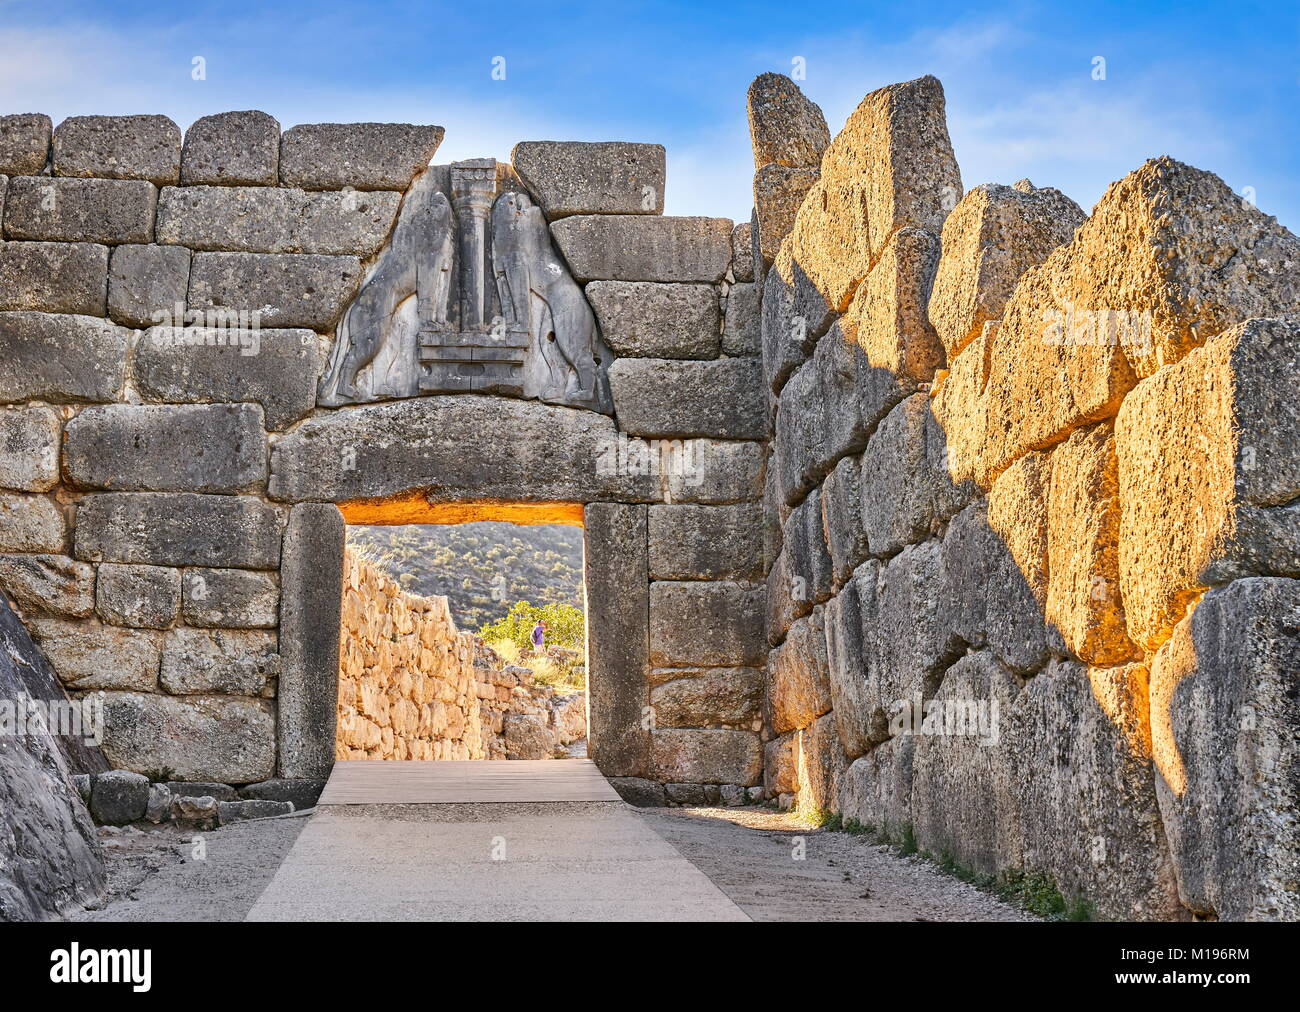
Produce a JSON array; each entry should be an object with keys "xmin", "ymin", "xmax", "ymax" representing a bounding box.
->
[
  {"xmin": 337, "ymin": 549, "xmax": 584, "ymax": 761},
  {"xmin": 751, "ymin": 73, "xmax": 1299, "ymax": 921}
]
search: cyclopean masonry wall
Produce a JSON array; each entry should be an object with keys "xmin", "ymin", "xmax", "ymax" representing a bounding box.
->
[{"xmin": 752, "ymin": 73, "xmax": 1300, "ymax": 921}]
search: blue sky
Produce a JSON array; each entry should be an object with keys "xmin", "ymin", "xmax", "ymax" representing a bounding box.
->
[{"xmin": 3, "ymin": 1, "xmax": 1297, "ymax": 229}]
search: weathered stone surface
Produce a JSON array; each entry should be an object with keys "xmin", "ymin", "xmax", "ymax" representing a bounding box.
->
[
  {"xmin": 838, "ymin": 734, "xmax": 915, "ymax": 841},
  {"xmin": 929, "ymin": 321, "xmax": 995, "ymax": 486},
  {"xmin": 188, "ymin": 252, "xmax": 363, "ymax": 330},
  {"xmin": 512, "ymin": 141, "xmax": 665, "ymax": 219},
  {"xmin": 90, "ymin": 769, "xmax": 150, "ymax": 826},
  {"xmin": 985, "ymin": 449, "xmax": 1051, "ymax": 607},
  {"xmin": 144, "ymin": 782, "xmax": 170, "ymax": 824},
  {"xmin": 722, "ymin": 281, "xmax": 760, "ymax": 357},
  {"xmin": 64, "ymin": 403, "xmax": 269, "ymax": 493},
  {"xmin": 608, "ymin": 776, "xmax": 668, "ymax": 806},
  {"xmin": 161, "ymin": 627, "xmax": 279, "ymax": 695},
  {"xmin": 0, "ymin": 241, "xmax": 108, "ymax": 315},
  {"xmin": 609, "ymin": 358, "xmax": 765, "ymax": 439},
  {"xmin": 0, "ymin": 554, "xmax": 94, "ymax": 617},
  {"xmin": 819, "ymin": 454, "xmax": 869, "ymax": 587},
  {"xmin": 269, "ymin": 395, "xmax": 763, "ymax": 505},
  {"xmin": 1046, "ymin": 422, "xmax": 1139, "ymax": 665},
  {"xmin": 747, "ymin": 73, "xmax": 830, "ymax": 170},
  {"xmin": 156, "ymin": 185, "xmax": 402, "ymax": 256},
  {"xmin": 0, "ymin": 114, "xmax": 51, "ymax": 176},
  {"xmin": 1117, "ymin": 316, "xmax": 1300, "ymax": 650},
  {"xmin": 823, "ymin": 577, "xmax": 885, "ymax": 758},
  {"xmin": 794, "ymin": 711, "xmax": 848, "ymax": 814},
  {"xmin": 280, "ymin": 122, "xmax": 443, "ymax": 191},
  {"xmin": 4, "ymin": 176, "xmax": 157, "ymax": 245},
  {"xmin": 760, "ymin": 257, "xmax": 833, "ymax": 393},
  {"xmin": 664, "ymin": 782, "xmax": 709, "ymax": 806},
  {"xmin": 182, "ymin": 568, "xmax": 278, "ymax": 628},
  {"xmin": 765, "ymin": 542, "xmax": 809, "ymax": 646},
  {"xmin": 651, "ymin": 728, "xmax": 762, "ymax": 786},
  {"xmin": 753, "ymin": 164, "xmax": 819, "ymax": 265},
  {"xmin": 649, "ymin": 667, "xmax": 762, "ymax": 728},
  {"xmin": 585, "ymin": 281, "xmax": 720, "ymax": 359},
  {"xmin": 28, "ymin": 618, "xmax": 160, "ymax": 691},
  {"xmin": 95, "ymin": 563, "xmax": 180, "ymax": 629},
  {"xmin": 0, "ymin": 405, "xmax": 60, "ymax": 491},
  {"xmin": 928, "ymin": 181, "xmax": 1085, "ymax": 360},
  {"xmin": 731, "ymin": 221, "xmax": 755, "ymax": 282},
  {"xmin": 135, "ymin": 326, "xmax": 322, "ymax": 431},
  {"xmin": 98, "ymin": 691, "xmax": 275, "ymax": 783},
  {"xmin": 107, "ymin": 243, "xmax": 191, "ymax": 329},
  {"xmin": 503, "ymin": 712, "xmax": 553, "ymax": 759},
  {"xmin": 277, "ymin": 503, "xmax": 343, "ymax": 780},
  {"xmin": 52, "ymin": 115, "xmax": 180, "ymax": 185},
  {"xmin": 785, "ymin": 488, "xmax": 833, "ymax": 607},
  {"xmin": 170, "ymin": 795, "xmax": 218, "ymax": 822},
  {"xmin": 1150, "ymin": 579, "xmax": 1300, "ymax": 921},
  {"xmin": 766, "ymin": 609, "xmax": 832, "ymax": 734},
  {"xmin": 166, "ymin": 780, "xmax": 237, "ymax": 802},
  {"xmin": 0, "ymin": 493, "xmax": 64, "ymax": 552},
  {"xmin": 218, "ymin": 799, "xmax": 293, "ymax": 824},
  {"xmin": 860, "ymin": 393, "xmax": 976, "ymax": 556},
  {"xmin": 75, "ymin": 493, "xmax": 284, "ymax": 569},
  {"xmin": 551, "ymin": 215, "xmax": 732, "ymax": 283},
  {"xmin": 647, "ymin": 503, "xmax": 762, "ymax": 580},
  {"xmin": 648, "ymin": 580, "xmax": 764, "ymax": 667},
  {"xmin": 181, "ymin": 110, "xmax": 280, "ymax": 186},
  {"xmin": 238, "ymin": 778, "xmax": 324, "ymax": 810}
]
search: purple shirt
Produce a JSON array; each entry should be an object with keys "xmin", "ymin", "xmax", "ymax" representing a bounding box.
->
[{"xmin": 531, "ymin": 624, "xmax": 545, "ymax": 648}]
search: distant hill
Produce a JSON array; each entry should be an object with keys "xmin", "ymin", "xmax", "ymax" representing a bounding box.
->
[{"xmin": 346, "ymin": 522, "xmax": 583, "ymax": 631}]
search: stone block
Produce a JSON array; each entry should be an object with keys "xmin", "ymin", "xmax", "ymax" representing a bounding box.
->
[
  {"xmin": 181, "ymin": 110, "xmax": 280, "ymax": 186},
  {"xmin": 766, "ymin": 608, "xmax": 832, "ymax": 734},
  {"xmin": 188, "ymin": 251, "xmax": 363, "ymax": 330},
  {"xmin": 929, "ymin": 321, "xmax": 995, "ymax": 487},
  {"xmin": 166, "ymin": 780, "xmax": 237, "ymax": 802},
  {"xmin": 550, "ymin": 214, "xmax": 733, "ymax": 283},
  {"xmin": 747, "ymin": 72, "xmax": 830, "ymax": 170},
  {"xmin": 95, "ymin": 562, "xmax": 180, "ymax": 629},
  {"xmin": 823, "ymin": 577, "xmax": 886, "ymax": 758},
  {"xmin": 89, "ymin": 770, "xmax": 150, "ymax": 826},
  {"xmin": 503, "ymin": 712, "xmax": 552, "ymax": 759},
  {"xmin": 608, "ymin": 777, "xmax": 668, "ymax": 807},
  {"xmin": 721, "ymin": 281, "xmax": 760, "ymax": 357},
  {"xmin": 837, "ymin": 734, "xmax": 915, "ymax": 841},
  {"xmin": 279, "ymin": 122, "xmax": 443, "ymax": 191},
  {"xmin": 759, "ymin": 257, "xmax": 833, "ymax": 394},
  {"xmin": 0, "ymin": 554, "xmax": 94, "ymax": 617},
  {"xmin": 648, "ymin": 580, "xmax": 765, "ymax": 667},
  {"xmin": 64, "ymin": 403, "xmax": 269, "ymax": 493},
  {"xmin": 217, "ymin": 799, "xmax": 293, "ymax": 824},
  {"xmin": 4, "ymin": 176, "xmax": 156, "ymax": 245},
  {"xmin": 753, "ymin": 164, "xmax": 819, "ymax": 265},
  {"xmin": 985, "ymin": 449, "xmax": 1051, "ymax": 606},
  {"xmin": 784, "ymin": 487, "xmax": 832, "ymax": 606},
  {"xmin": 647, "ymin": 502, "xmax": 762, "ymax": 580},
  {"xmin": 664, "ymin": 782, "xmax": 709, "ymax": 806},
  {"xmin": 609, "ymin": 357, "xmax": 765, "ymax": 439},
  {"xmin": 107, "ymin": 243, "xmax": 191, "ymax": 329},
  {"xmin": 75, "ymin": 492, "xmax": 284, "ymax": 569},
  {"xmin": 764, "ymin": 542, "xmax": 808, "ymax": 646},
  {"xmin": 764, "ymin": 732, "xmax": 798, "ymax": 796},
  {"xmin": 819, "ymin": 454, "xmax": 869, "ymax": 587},
  {"xmin": 0, "ymin": 241, "xmax": 108, "ymax": 315},
  {"xmin": 585, "ymin": 281, "xmax": 720, "ymax": 359},
  {"xmin": 238, "ymin": 778, "xmax": 325, "ymax": 810},
  {"xmin": 0, "ymin": 114, "xmax": 51, "ymax": 175},
  {"xmin": 795, "ymin": 711, "xmax": 848, "ymax": 814},
  {"xmin": 0, "ymin": 493, "xmax": 64, "ymax": 552},
  {"xmin": 182, "ymin": 568, "xmax": 278, "ymax": 628},
  {"xmin": 649, "ymin": 667, "xmax": 763, "ymax": 728},
  {"xmin": 512, "ymin": 140, "xmax": 665, "ymax": 218},
  {"xmin": 651, "ymin": 728, "xmax": 763, "ymax": 786},
  {"xmin": 171, "ymin": 795, "xmax": 219, "ymax": 822},
  {"xmin": 145, "ymin": 782, "xmax": 170, "ymax": 824},
  {"xmin": 0, "ymin": 405, "xmax": 60, "ymax": 491},
  {"xmin": 161, "ymin": 627, "xmax": 279, "ymax": 695},
  {"xmin": 27, "ymin": 618, "xmax": 160, "ymax": 690},
  {"xmin": 731, "ymin": 221, "xmax": 754, "ymax": 282},
  {"xmin": 135, "ymin": 325, "xmax": 322, "ymax": 431},
  {"xmin": 52, "ymin": 115, "xmax": 180, "ymax": 185}
]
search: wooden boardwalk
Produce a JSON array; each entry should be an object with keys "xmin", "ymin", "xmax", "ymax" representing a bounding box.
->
[{"xmin": 317, "ymin": 759, "xmax": 622, "ymax": 805}]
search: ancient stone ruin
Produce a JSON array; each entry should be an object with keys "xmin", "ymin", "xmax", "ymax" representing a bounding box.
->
[{"xmin": 0, "ymin": 72, "xmax": 1295, "ymax": 921}]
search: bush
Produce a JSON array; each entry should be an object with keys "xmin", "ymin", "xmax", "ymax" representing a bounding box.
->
[{"xmin": 479, "ymin": 600, "xmax": 584, "ymax": 652}]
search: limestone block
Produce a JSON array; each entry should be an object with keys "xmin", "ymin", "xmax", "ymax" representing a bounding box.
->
[
  {"xmin": 107, "ymin": 243, "xmax": 191, "ymax": 329},
  {"xmin": 156, "ymin": 185, "xmax": 402, "ymax": 256},
  {"xmin": 90, "ymin": 770, "xmax": 150, "ymax": 826},
  {"xmin": 1046, "ymin": 422, "xmax": 1140, "ymax": 665},
  {"xmin": 929, "ymin": 321, "xmax": 994, "ymax": 486},
  {"xmin": 746, "ymin": 73, "xmax": 830, "ymax": 170},
  {"xmin": 823, "ymin": 577, "xmax": 886, "ymax": 758},
  {"xmin": 764, "ymin": 543, "xmax": 808, "ymax": 646},
  {"xmin": 649, "ymin": 667, "xmax": 763, "ymax": 728},
  {"xmin": 1150, "ymin": 578, "xmax": 1300, "ymax": 921},
  {"xmin": 763, "ymin": 731, "xmax": 797, "ymax": 795},
  {"xmin": 135, "ymin": 326, "xmax": 321, "ymax": 431},
  {"xmin": 647, "ymin": 503, "xmax": 763, "ymax": 580},
  {"xmin": 819, "ymin": 454, "xmax": 870, "ymax": 587},
  {"xmin": 928, "ymin": 181, "xmax": 1085, "ymax": 360},
  {"xmin": 503, "ymin": 712, "xmax": 552, "ymax": 759},
  {"xmin": 95, "ymin": 562, "xmax": 180, "ymax": 629},
  {"xmin": 3, "ymin": 176, "xmax": 156, "ymax": 245},
  {"xmin": 759, "ymin": 261, "xmax": 816, "ymax": 394},
  {"xmin": 766, "ymin": 608, "xmax": 832, "ymax": 734},
  {"xmin": 1117, "ymin": 316, "xmax": 1300, "ymax": 650},
  {"xmin": 238, "ymin": 778, "xmax": 325, "ymax": 810},
  {"xmin": 28, "ymin": 618, "xmax": 160, "ymax": 691},
  {"xmin": 279, "ymin": 122, "xmax": 443, "ymax": 191},
  {"xmin": 97, "ymin": 691, "xmax": 275, "ymax": 783},
  {"xmin": 0, "ymin": 241, "xmax": 108, "ymax": 315},
  {"xmin": 0, "ymin": 553, "xmax": 93, "ymax": 617},
  {"xmin": 782, "ymin": 174, "xmax": 871, "ymax": 312},
  {"xmin": 585, "ymin": 281, "xmax": 720, "ymax": 359},
  {"xmin": 182, "ymin": 568, "xmax": 278, "ymax": 628},
  {"xmin": 550, "ymin": 215, "xmax": 733, "ymax": 283},
  {"xmin": 785, "ymin": 487, "xmax": 833, "ymax": 605},
  {"xmin": 0, "ymin": 493, "xmax": 64, "ymax": 552},
  {"xmin": 52, "ymin": 114, "xmax": 180, "ymax": 185},
  {"xmin": 0, "ymin": 406, "xmax": 60, "ymax": 491},
  {"xmin": 795, "ymin": 711, "xmax": 848, "ymax": 814},
  {"xmin": 648, "ymin": 580, "xmax": 765, "ymax": 667},
  {"xmin": 609, "ymin": 358, "xmax": 765, "ymax": 439},
  {"xmin": 181, "ymin": 110, "xmax": 280, "ymax": 186},
  {"xmin": 75, "ymin": 492, "xmax": 284, "ymax": 569},
  {"xmin": 731, "ymin": 222, "xmax": 754, "ymax": 282},
  {"xmin": 217, "ymin": 799, "xmax": 292, "ymax": 824},
  {"xmin": 753, "ymin": 164, "xmax": 819, "ymax": 265},
  {"xmin": 985, "ymin": 449, "xmax": 1051, "ymax": 607},
  {"xmin": 651, "ymin": 728, "xmax": 762, "ymax": 786},
  {"xmin": 64, "ymin": 403, "xmax": 269, "ymax": 493},
  {"xmin": 837, "ymin": 734, "xmax": 915, "ymax": 841},
  {"xmin": 511, "ymin": 141, "xmax": 665, "ymax": 218},
  {"xmin": 0, "ymin": 114, "xmax": 51, "ymax": 175},
  {"xmin": 722, "ymin": 281, "xmax": 760, "ymax": 357},
  {"xmin": 608, "ymin": 777, "xmax": 668, "ymax": 806},
  {"xmin": 160, "ymin": 627, "xmax": 279, "ymax": 695},
  {"xmin": 860, "ymin": 392, "xmax": 977, "ymax": 556},
  {"xmin": 188, "ymin": 251, "xmax": 362, "ymax": 331}
]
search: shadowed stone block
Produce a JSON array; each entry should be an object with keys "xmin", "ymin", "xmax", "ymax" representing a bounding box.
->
[
  {"xmin": 753, "ymin": 164, "xmax": 819, "ymax": 264},
  {"xmin": 0, "ymin": 405, "xmax": 60, "ymax": 491},
  {"xmin": 584, "ymin": 503, "xmax": 650, "ymax": 778},
  {"xmin": 609, "ymin": 358, "xmax": 765, "ymax": 439},
  {"xmin": 648, "ymin": 666, "xmax": 763, "ymax": 728},
  {"xmin": 182, "ymin": 568, "xmax": 278, "ymax": 628},
  {"xmin": 722, "ymin": 281, "xmax": 760, "ymax": 357},
  {"xmin": 280, "ymin": 122, "xmax": 443, "ymax": 191},
  {"xmin": 647, "ymin": 503, "xmax": 762, "ymax": 580},
  {"xmin": 766, "ymin": 608, "xmax": 832, "ymax": 734},
  {"xmin": 52, "ymin": 115, "xmax": 180, "ymax": 185},
  {"xmin": 161, "ymin": 627, "xmax": 279, "ymax": 695},
  {"xmin": 731, "ymin": 222, "xmax": 754, "ymax": 282},
  {"xmin": 181, "ymin": 110, "xmax": 280, "ymax": 186},
  {"xmin": 4, "ymin": 176, "xmax": 157, "ymax": 244},
  {"xmin": 0, "ymin": 242, "xmax": 108, "ymax": 315},
  {"xmin": 188, "ymin": 252, "xmax": 362, "ymax": 330},
  {"xmin": 0, "ymin": 493, "xmax": 65, "ymax": 552},
  {"xmin": 551, "ymin": 214, "xmax": 733, "ymax": 283},
  {"xmin": 238, "ymin": 778, "xmax": 324, "ymax": 810},
  {"xmin": 512, "ymin": 141, "xmax": 665, "ymax": 219},
  {"xmin": 95, "ymin": 562, "xmax": 180, "ymax": 629},
  {"xmin": 0, "ymin": 554, "xmax": 94, "ymax": 617},
  {"xmin": 277, "ymin": 503, "xmax": 344, "ymax": 779},
  {"xmin": 820, "ymin": 454, "xmax": 869, "ymax": 587},
  {"xmin": 90, "ymin": 770, "xmax": 150, "ymax": 826},
  {"xmin": 648, "ymin": 580, "xmax": 765, "ymax": 667},
  {"xmin": 107, "ymin": 243, "xmax": 191, "ymax": 329},
  {"xmin": 585, "ymin": 281, "xmax": 720, "ymax": 359},
  {"xmin": 0, "ymin": 114, "xmax": 51, "ymax": 175},
  {"xmin": 651, "ymin": 728, "xmax": 762, "ymax": 786},
  {"xmin": 823, "ymin": 577, "xmax": 884, "ymax": 758},
  {"xmin": 28, "ymin": 618, "xmax": 160, "ymax": 691},
  {"xmin": 837, "ymin": 734, "xmax": 915, "ymax": 843}
]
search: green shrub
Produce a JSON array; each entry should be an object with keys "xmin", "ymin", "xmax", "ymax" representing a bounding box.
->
[{"xmin": 478, "ymin": 600, "xmax": 584, "ymax": 651}]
